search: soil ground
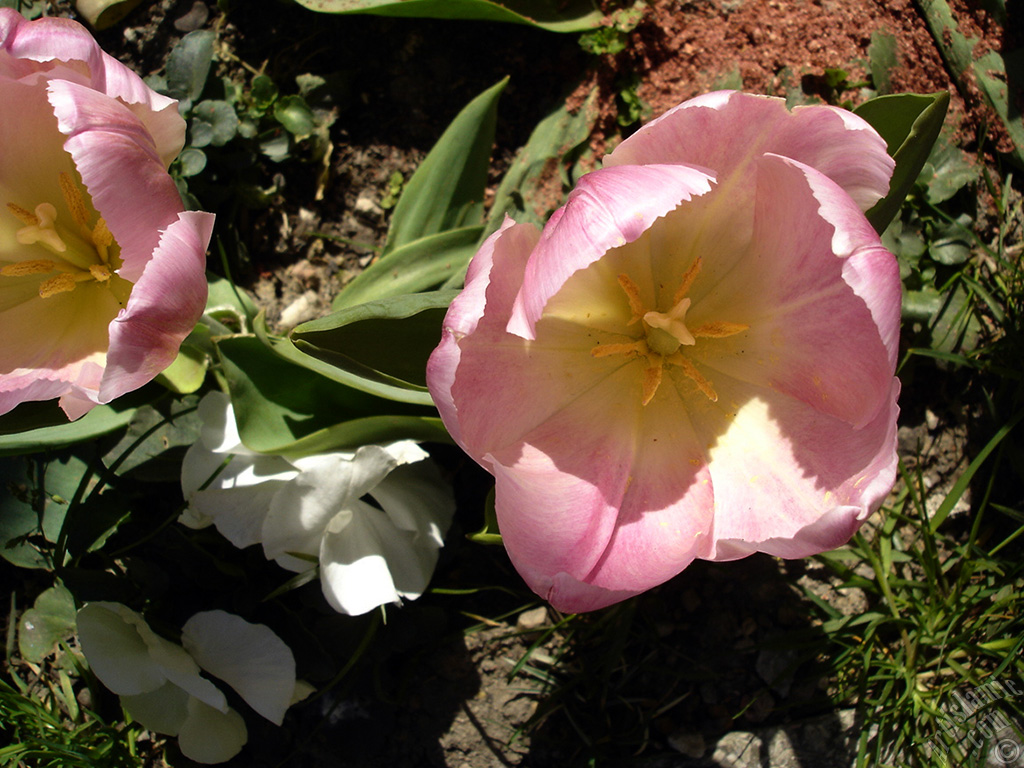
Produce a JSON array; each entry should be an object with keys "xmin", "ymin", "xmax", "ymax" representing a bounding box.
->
[{"xmin": 35, "ymin": 0, "xmax": 1021, "ymax": 765}]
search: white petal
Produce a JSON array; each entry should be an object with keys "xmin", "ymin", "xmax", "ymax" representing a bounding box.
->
[
  {"xmin": 182, "ymin": 611, "xmax": 296, "ymax": 725},
  {"xmin": 368, "ymin": 460, "xmax": 454, "ymax": 547},
  {"xmin": 178, "ymin": 697, "xmax": 248, "ymax": 764},
  {"xmin": 319, "ymin": 499, "xmax": 441, "ymax": 615},
  {"xmin": 196, "ymin": 391, "xmax": 255, "ymax": 454},
  {"xmin": 120, "ymin": 681, "xmax": 189, "ymax": 735},
  {"xmin": 76, "ymin": 603, "xmax": 165, "ymax": 695},
  {"xmin": 114, "ymin": 616, "xmax": 225, "ymax": 712}
]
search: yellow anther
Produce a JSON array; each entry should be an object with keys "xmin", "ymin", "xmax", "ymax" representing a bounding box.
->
[
  {"xmin": 641, "ymin": 359, "xmax": 664, "ymax": 406},
  {"xmin": 667, "ymin": 352, "xmax": 718, "ymax": 402},
  {"xmin": 60, "ymin": 172, "xmax": 91, "ymax": 230},
  {"xmin": 7, "ymin": 203, "xmax": 39, "ymax": 226},
  {"xmin": 39, "ymin": 273, "xmax": 77, "ymax": 298},
  {"xmin": 617, "ymin": 274, "xmax": 647, "ymax": 325},
  {"xmin": 691, "ymin": 321, "xmax": 749, "ymax": 339},
  {"xmin": 0, "ymin": 259, "xmax": 56, "ymax": 277},
  {"xmin": 92, "ymin": 218, "xmax": 113, "ymax": 248},
  {"xmin": 591, "ymin": 340, "xmax": 647, "ymax": 358},
  {"xmin": 89, "ymin": 264, "xmax": 111, "ymax": 282},
  {"xmin": 673, "ymin": 256, "xmax": 702, "ymax": 305}
]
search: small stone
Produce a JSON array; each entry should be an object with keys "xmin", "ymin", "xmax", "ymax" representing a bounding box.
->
[
  {"xmin": 174, "ymin": 1, "xmax": 209, "ymax": 31},
  {"xmin": 516, "ymin": 606, "xmax": 548, "ymax": 631},
  {"xmin": 278, "ymin": 290, "xmax": 319, "ymax": 330},
  {"xmin": 925, "ymin": 408, "xmax": 940, "ymax": 431},
  {"xmin": 354, "ymin": 192, "xmax": 383, "ymax": 217},
  {"xmin": 668, "ymin": 730, "xmax": 705, "ymax": 758}
]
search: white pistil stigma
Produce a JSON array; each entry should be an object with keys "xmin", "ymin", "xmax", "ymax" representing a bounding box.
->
[
  {"xmin": 3, "ymin": 173, "xmax": 123, "ymax": 300},
  {"xmin": 591, "ymin": 259, "xmax": 748, "ymax": 406}
]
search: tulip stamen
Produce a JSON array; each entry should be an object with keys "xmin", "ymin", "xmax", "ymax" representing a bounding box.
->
[
  {"xmin": 617, "ymin": 274, "xmax": 647, "ymax": 325},
  {"xmin": 0, "ymin": 259, "xmax": 56, "ymax": 277},
  {"xmin": 5, "ymin": 176, "xmax": 126, "ymax": 302},
  {"xmin": 691, "ymin": 321, "xmax": 749, "ymax": 339},
  {"xmin": 673, "ymin": 257, "xmax": 702, "ymax": 305},
  {"xmin": 667, "ymin": 352, "xmax": 719, "ymax": 402},
  {"xmin": 591, "ymin": 340, "xmax": 646, "ymax": 358}
]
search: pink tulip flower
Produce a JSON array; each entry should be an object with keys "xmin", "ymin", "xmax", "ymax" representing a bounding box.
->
[
  {"xmin": 0, "ymin": 10, "xmax": 214, "ymax": 420},
  {"xmin": 428, "ymin": 91, "xmax": 902, "ymax": 613}
]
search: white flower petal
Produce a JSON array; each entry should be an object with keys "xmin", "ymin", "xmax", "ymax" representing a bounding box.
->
[
  {"xmin": 182, "ymin": 611, "xmax": 296, "ymax": 725},
  {"xmin": 196, "ymin": 390, "xmax": 255, "ymax": 454},
  {"xmin": 369, "ymin": 460, "xmax": 454, "ymax": 546},
  {"xmin": 320, "ymin": 499, "xmax": 441, "ymax": 615},
  {"xmin": 120, "ymin": 681, "xmax": 189, "ymax": 735},
  {"xmin": 77, "ymin": 603, "xmax": 165, "ymax": 695},
  {"xmin": 178, "ymin": 696, "xmax": 248, "ymax": 765}
]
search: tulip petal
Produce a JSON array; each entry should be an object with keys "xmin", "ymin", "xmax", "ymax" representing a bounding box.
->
[
  {"xmin": 427, "ymin": 218, "xmax": 539, "ymax": 450},
  {"xmin": 507, "ymin": 164, "xmax": 715, "ymax": 339},
  {"xmin": 606, "ymin": 90, "xmax": 894, "ymax": 212},
  {"xmin": 182, "ymin": 611, "xmax": 296, "ymax": 726},
  {"xmin": 99, "ymin": 211, "xmax": 213, "ymax": 402},
  {"xmin": 48, "ymin": 79, "xmax": 189, "ymax": 283},
  {"xmin": 76, "ymin": 603, "xmax": 166, "ymax": 695},
  {"xmin": 700, "ymin": 376, "xmax": 899, "ymax": 560},
  {"xmin": 178, "ymin": 697, "xmax": 248, "ymax": 765},
  {"xmin": 686, "ymin": 154, "xmax": 899, "ymax": 428},
  {"xmin": 0, "ymin": 10, "xmax": 182, "ymax": 168}
]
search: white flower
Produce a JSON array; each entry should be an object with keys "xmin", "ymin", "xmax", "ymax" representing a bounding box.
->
[
  {"xmin": 77, "ymin": 604, "xmax": 297, "ymax": 764},
  {"xmin": 181, "ymin": 391, "xmax": 456, "ymax": 616}
]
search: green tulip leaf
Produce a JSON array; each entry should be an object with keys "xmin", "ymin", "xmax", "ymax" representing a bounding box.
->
[
  {"xmin": 155, "ymin": 342, "xmax": 209, "ymax": 395},
  {"xmin": 855, "ymin": 91, "xmax": 949, "ymax": 233},
  {"xmin": 290, "ymin": 0, "xmax": 603, "ymax": 33},
  {"xmin": 0, "ymin": 402, "xmax": 136, "ymax": 456},
  {"xmin": 215, "ymin": 334, "xmax": 434, "ymax": 454},
  {"xmin": 486, "ymin": 88, "xmax": 599, "ymax": 235},
  {"xmin": 295, "ymin": 290, "xmax": 457, "ymax": 390},
  {"xmin": 333, "ymin": 226, "xmax": 482, "ymax": 309},
  {"xmin": 18, "ymin": 584, "xmax": 77, "ymax": 663},
  {"xmin": 385, "ymin": 79, "xmax": 505, "ymax": 253}
]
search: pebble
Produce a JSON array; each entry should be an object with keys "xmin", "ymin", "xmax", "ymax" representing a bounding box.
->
[
  {"xmin": 278, "ymin": 290, "xmax": 319, "ymax": 330},
  {"xmin": 516, "ymin": 606, "xmax": 548, "ymax": 632}
]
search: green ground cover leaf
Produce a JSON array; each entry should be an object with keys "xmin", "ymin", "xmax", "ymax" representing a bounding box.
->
[{"xmin": 17, "ymin": 584, "xmax": 76, "ymax": 663}]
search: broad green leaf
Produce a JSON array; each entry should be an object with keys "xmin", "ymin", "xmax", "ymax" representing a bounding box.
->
[
  {"xmin": 290, "ymin": 0, "xmax": 603, "ymax": 33},
  {"xmin": 0, "ymin": 453, "xmax": 89, "ymax": 568},
  {"xmin": 919, "ymin": 126, "xmax": 979, "ymax": 204},
  {"xmin": 206, "ymin": 273, "xmax": 260, "ymax": 328},
  {"xmin": 486, "ymin": 89, "xmax": 599, "ymax": 235},
  {"xmin": 155, "ymin": 342, "xmax": 208, "ymax": 395},
  {"xmin": 295, "ymin": 290, "xmax": 456, "ymax": 389},
  {"xmin": 166, "ymin": 29, "xmax": 216, "ymax": 107},
  {"xmin": 333, "ymin": 226, "xmax": 481, "ymax": 309},
  {"xmin": 281, "ymin": 415, "xmax": 452, "ymax": 459},
  {"xmin": 18, "ymin": 585, "xmax": 77, "ymax": 663},
  {"xmin": 102, "ymin": 399, "xmax": 202, "ymax": 480},
  {"xmin": 855, "ymin": 91, "xmax": 949, "ymax": 233},
  {"xmin": 0, "ymin": 402, "xmax": 136, "ymax": 456},
  {"xmin": 178, "ymin": 147, "xmax": 207, "ymax": 177},
  {"xmin": 215, "ymin": 334, "xmax": 433, "ymax": 453},
  {"xmin": 385, "ymin": 79, "xmax": 505, "ymax": 253}
]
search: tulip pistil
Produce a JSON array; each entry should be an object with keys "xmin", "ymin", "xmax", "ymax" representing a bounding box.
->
[
  {"xmin": 2, "ymin": 173, "xmax": 128, "ymax": 304},
  {"xmin": 591, "ymin": 259, "xmax": 747, "ymax": 406}
]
